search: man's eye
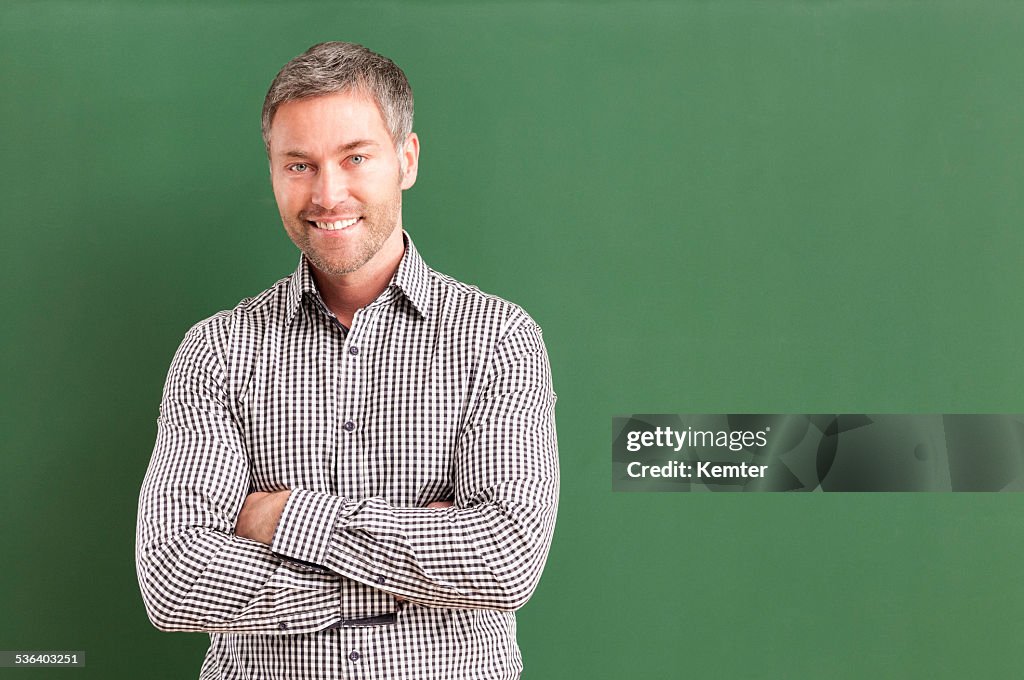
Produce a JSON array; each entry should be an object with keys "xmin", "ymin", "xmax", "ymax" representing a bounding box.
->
[
  {"xmin": 350, "ymin": 155, "xmax": 365, "ymax": 165},
  {"xmin": 290, "ymin": 163, "xmax": 309, "ymax": 172}
]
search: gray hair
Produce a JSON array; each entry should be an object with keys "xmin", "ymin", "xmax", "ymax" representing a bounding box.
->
[{"xmin": 261, "ymin": 41, "xmax": 414, "ymax": 153}]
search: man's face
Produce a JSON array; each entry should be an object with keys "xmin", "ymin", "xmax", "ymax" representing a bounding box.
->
[{"xmin": 268, "ymin": 90, "xmax": 419, "ymax": 278}]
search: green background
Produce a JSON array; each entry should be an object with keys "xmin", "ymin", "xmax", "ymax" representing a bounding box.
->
[{"xmin": 3, "ymin": 1, "xmax": 1023, "ymax": 677}]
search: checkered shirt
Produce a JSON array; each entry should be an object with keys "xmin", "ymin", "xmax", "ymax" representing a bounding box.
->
[{"xmin": 136, "ymin": 235, "xmax": 559, "ymax": 679}]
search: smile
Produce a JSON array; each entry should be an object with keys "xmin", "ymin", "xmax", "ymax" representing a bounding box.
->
[{"xmin": 311, "ymin": 217, "xmax": 360, "ymax": 230}]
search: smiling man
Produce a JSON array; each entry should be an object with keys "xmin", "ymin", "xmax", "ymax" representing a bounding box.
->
[{"xmin": 136, "ymin": 42, "xmax": 559, "ymax": 679}]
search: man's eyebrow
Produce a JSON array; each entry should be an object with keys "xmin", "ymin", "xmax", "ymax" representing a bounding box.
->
[
  {"xmin": 281, "ymin": 140, "xmax": 379, "ymax": 159},
  {"xmin": 335, "ymin": 139, "xmax": 378, "ymax": 153}
]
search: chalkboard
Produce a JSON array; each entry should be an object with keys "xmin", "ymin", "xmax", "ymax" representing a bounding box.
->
[{"xmin": 2, "ymin": 1, "xmax": 1023, "ymax": 677}]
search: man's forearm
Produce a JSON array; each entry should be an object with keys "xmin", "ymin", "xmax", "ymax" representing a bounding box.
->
[
  {"xmin": 136, "ymin": 518, "xmax": 342, "ymax": 633},
  {"xmin": 269, "ymin": 467, "xmax": 558, "ymax": 612}
]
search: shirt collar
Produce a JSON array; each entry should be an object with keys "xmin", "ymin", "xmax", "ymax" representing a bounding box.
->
[
  {"xmin": 391, "ymin": 233, "xmax": 432, "ymax": 320},
  {"xmin": 285, "ymin": 231, "xmax": 432, "ymax": 324}
]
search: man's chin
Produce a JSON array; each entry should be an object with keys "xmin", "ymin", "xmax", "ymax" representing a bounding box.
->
[{"xmin": 305, "ymin": 253, "xmax": 370, "ymax": 277}]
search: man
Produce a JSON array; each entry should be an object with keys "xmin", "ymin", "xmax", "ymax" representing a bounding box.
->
[{"xmin": 136, "ymin": 42, "xmax": 559, "ymax": 679}]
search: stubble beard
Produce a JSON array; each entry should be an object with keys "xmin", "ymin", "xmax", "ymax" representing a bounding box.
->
[{"xmin": 290, "ymin": 192, "xmax": 402, "ymax": 277}]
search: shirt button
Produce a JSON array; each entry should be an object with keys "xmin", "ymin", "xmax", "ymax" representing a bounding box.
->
[
  {"xmin": 278, "ymin": 622, "xmax": 288, "ymax": 630},
  {"xmin": 343, "ymin": 421, "xmax": 355, "ymax": 432},
  {"xmin": 375, "ymin": 575, "xmax": 386, "ymax": 585},
  {"xmin": 348, "ymin": 345, "xmax": 360, "ymax": 355},
  {"xmin": 349, "ymin": 651, "xmax": 361, "ymax": 662}
]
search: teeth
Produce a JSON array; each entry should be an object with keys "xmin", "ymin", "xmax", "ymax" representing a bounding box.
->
[{"xmin": 314, "ymin": 218, "xmax": 359, "ymax": 230}]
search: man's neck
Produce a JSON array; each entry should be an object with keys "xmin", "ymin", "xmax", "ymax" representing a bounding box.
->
[{"xmin": 312, "ymin": 228, "xmax": 406, "ymax": 328}]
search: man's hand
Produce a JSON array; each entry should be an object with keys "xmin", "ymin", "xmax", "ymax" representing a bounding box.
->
[{"xmin": 235, "ymin": 490, "xmax": 292, "ymax": 545}]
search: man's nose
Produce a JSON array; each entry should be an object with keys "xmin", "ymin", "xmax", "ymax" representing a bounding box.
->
[{"xmin": 311, "ymin": 164, "xmax": 348, "ymax": 209}]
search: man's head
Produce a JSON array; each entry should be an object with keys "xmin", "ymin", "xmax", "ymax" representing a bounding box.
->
[
  {"xmin": 264, "ymin": 42, "xmax": 419, "ymax": 280},
  {"xmin": 262, "ymin": 41, "xmax": 413, "ymax": 155}
]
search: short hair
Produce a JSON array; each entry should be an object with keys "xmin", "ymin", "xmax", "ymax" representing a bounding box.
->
[{"xmin": 261, "ymin": 41, "xmax": 414, "ymax": 154}]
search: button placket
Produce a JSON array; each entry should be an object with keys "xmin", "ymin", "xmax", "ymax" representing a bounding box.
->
[
  {"xmin": 337, "ymin": 308, "xmax": 373, "ymax": 499},
  {"xmin": 337, "ymin": 319, "xmax": 361, "ymax": 498},
  {"xmin": 342, "ymin": 308, "xmax": 382, "ymax": 500}
]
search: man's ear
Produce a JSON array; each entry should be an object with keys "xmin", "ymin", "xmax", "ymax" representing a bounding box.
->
[{"xmin": 399, "ymin": 132, "xmax": 420, "ymax": 190}]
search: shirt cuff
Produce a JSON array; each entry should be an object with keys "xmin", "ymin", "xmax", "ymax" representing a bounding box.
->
[{"xmin": 270, "ymin": 488, "xmax": 348, "ymax": 568}]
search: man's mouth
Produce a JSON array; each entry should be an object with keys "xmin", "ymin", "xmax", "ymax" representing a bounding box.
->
[{"xmin": 308, "ymin": 217, "xmax": 360, "ymax": 231}]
